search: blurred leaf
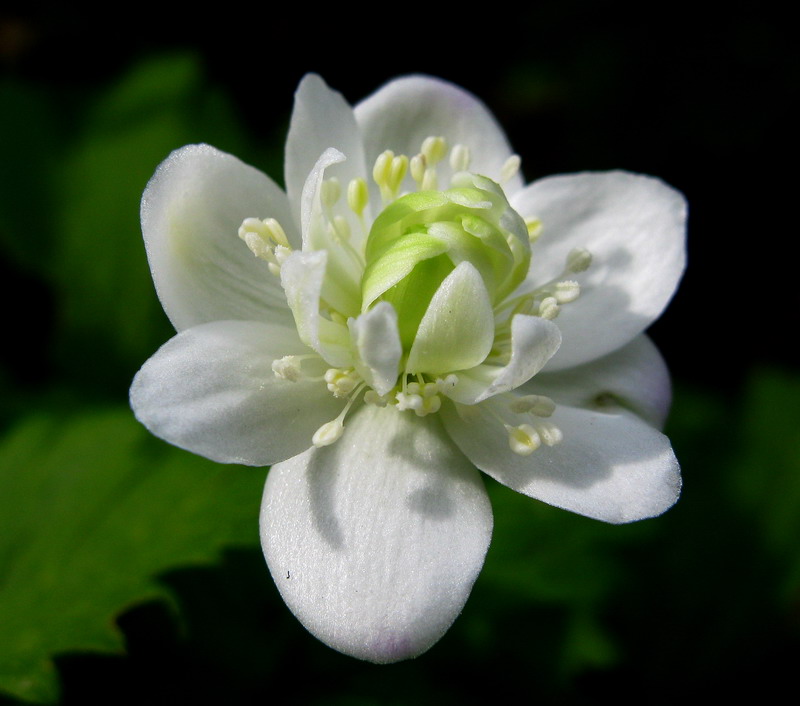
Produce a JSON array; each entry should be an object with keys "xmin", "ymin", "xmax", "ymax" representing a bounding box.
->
[
  {"xmin": 0, "ymin": 81, "xmax": 62, "ymax": 271},
  {"xmin": 730, "ymin": 369, "xmax": 800, "ymax": 600},
  {"xmin": 0, "ymin": 408, "xmax": 265, "ymax": 704},
  {"xmin": 53, "ymin": 53, "xmax": 251, "ymax": 390}
]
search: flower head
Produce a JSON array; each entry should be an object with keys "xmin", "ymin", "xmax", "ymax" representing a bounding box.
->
[{"xmin": 131, "ymin": 74, "xmax": 686, "ymax": 663}]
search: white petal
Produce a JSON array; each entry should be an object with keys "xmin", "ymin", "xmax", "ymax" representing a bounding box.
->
[
  {"xmin": 260, "ymin": 404, "xmax": 492, "ymax": 663},
  {"xmin": 285, "ymin": 74, "xmax": 369, "ymax": 231},
  {"xmin": 141, "ymin": 144, "xmax": 295, "ymax": 331},
  {"xmin": 531, "ymin": 335, "xmax": 672, "ymax": 429},
  {"xmin": 300, "ymin": 147, "xmax": 362, "ymax": 317},
  {"xmin": 406, "ymin": 262, "xmax": 494, "ymax": 375},
  {"xmin": 442, "ymin": 400, "xmax": 681, "ymax": 524},
  {"xmin": 279, "ymin": 250, "xmax": 351, "ymax": 368},
  {"xmin": 447, "ymin": 315, "xmax": 562, "ymax": 405},
  {"xmin": 355, "ymin": 76, "xmax": 523, "ymax": 196},
  {"xmin": 348, "ymin": 302, "xmax": 402, "ymax": 396},
  {"xmin": 511, "ymin": 171, "xmax": 687, "ymax": 369},
  {"xmin": 130, "ymin": 320, "xmax": 343, "ymax": 466}
]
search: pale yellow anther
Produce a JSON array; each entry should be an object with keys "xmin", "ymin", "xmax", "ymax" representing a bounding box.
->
[
  {"xmin": 506, "ymin": 423, "xmax": 541, "ymax": 455},
  {"xmin": 536, "ymin": 422, "xmax": 563, "ymax": 447},
  {"xmin": 421, "ymin": 168, "xmax": 438, "ymax": 191},
  {"xmin": 525, "ymin": 217, "xmax": 543, "ymax": 242},
  {"xmin": 325, "ymin": 368, "xmax": 360, "ymax": 397},
  {"xmin": 312, "ymin": 419, "xmax": 344, "ymax": 447},
  {"xmin": 500, "ymin": 154, "xmax": 522, "ymax": 183},
  {"xmin": 241, "ymin": 231, "xmax": 274, "ymax": 261},
  {"xmin": 566, "ymin": 247, "xmax": 592, "ymax": 273},
  {"xmin": 388, "ymin": 154, "xmax": 409, "ymax": 194},
  {"xmin": 421, "ymin": 136, "xmax": 447, "ymax": 165},
  {"xmin": 509, "ymin": 394, "xmax": 556, "ymax": 417},
  {"xmin": 449, "ymin": 144, "xmax": 471, "ymax": 173},
  {"xmin": 263, "ymin": 218, "xmax": 290, "ymax": 248},
  {"xmin": 347, "ymin": 177, "xmax": 369, "ymax": 217},
  {"xmin": 373, "ymin": 150, "xmax": 394, "ymax": 187},
  {"xmin": 332, "ymin": 215, "xmax": 352, "ymax": 242},
  {"xmin": 320, "ymin": 177, "xmax": 341, "ymax": 208},
  {"xmin": 554, "ymin": 280, "xmax": 581, "ymax": 304},
  {"xmin": 410, "ymin": 154, "xmax": 426, "ymax": 184},
  {"xmin": 539, "ymin": 297, "xmax": 560, "ymax": 320},
  {"xmin": 272, "ymin": 355, "xmax": 304, "ymax": 381}
]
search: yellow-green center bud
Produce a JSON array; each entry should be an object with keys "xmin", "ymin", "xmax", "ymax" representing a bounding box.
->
[{"xmin": 360, "ymin": 173, "xmax": 530, "ymax": 351}]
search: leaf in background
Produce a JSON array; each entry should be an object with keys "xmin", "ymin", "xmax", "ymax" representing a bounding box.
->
[
  {"xmin": 730, "ymin": 369, "xmax": 800, "ymax": 600},
  {"xmin": 0, "ymin": 408, "xmax": 265, "ymax": 704},
  {"xmin": 52, "ymin": 53, "xmax": 253, "ymax": 390}
]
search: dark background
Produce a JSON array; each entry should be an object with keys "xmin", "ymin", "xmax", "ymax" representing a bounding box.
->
[{"xmin": 1, "ymin": 2, "xmax": 797, "ymax": 704}]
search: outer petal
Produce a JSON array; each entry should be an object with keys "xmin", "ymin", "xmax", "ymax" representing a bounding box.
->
[
  {"xmin": 285, "ymin": 74, "xmax": 369, "ymax": 230},
  {"xmin": 260, "ymin": 404, "xmax": 493, "ymax": 663},
  {"xmin": 141, "ymin": 144, "xmax": 295, "ymax": 331},
  {"xmin": 531, "ymin": 335, "xmax": 673, "ymax": 430},
  {"xmin": 355, "ymin": 76, "xmax": 523, "ymax": 197},
  {"xmin": 442, "ymin": 400, "xmax": 680, "ymax": 524},
  {"xmin": 510, "ymin": 171, "xmax": 686, "ymax": 370},
  {"xmin": 130, "ymin": 320, "xmax": 343, "ymax": 466},
  {"xmin": 447, "ymin": 315, "xmax": 561, "ymax": 405}
]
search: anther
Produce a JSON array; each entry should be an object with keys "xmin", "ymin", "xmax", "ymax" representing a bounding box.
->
[
  {"xmin": 272, "ymin": 356, "xmax": 304, "ymax": 381},
  {"xmin": 449, "ymin": 144, "xmax": 471, "ymax": 172},
  {"xmin": 505, "ymin": 423, "xmax": 541, "ymax": 456},
  {"xmin": 324, "ymin": 368, "xmax": 360, "ymax": 397},
  {"xmin": 410, "ymin": 154, "xmax": 426, "ymax": 185},
  {"xmin": 525, "ymin": 217, "xmax": 543, "ymax": 242},
  {"xmin": 500, "ymin": 154, "xmax": 521, "ymax": 184},
  {"xmin": 509, "ymin": 394, "xmax": 556, "ymax": 417},
  {"xmin": 421, "ymin": 136, "xmax": 447, "ymax": 165},
  {"xmin": 554, "ymin": 280, "xmax": 581, "ymax": 304},
  {"xmin": 320, "ymin": 178, "xmax": 341, "ymax": 208},
  {"xmin": 312, "ymin": 419, "xmax": 344, "ymax": 447},
  {"xmin": 347, "ymin": 177, "xmax": 369, "ymax": 217},
  {"xmin": 539, "ymin": 297, "xmax": 560, "ymax": 320},
  {"xmin": 536, "ymin": 422, "xmax": 563, "ymax": 446},
  {"xmin": 566, "ymin": 247, "xmax": 592, "ymax": 273}
]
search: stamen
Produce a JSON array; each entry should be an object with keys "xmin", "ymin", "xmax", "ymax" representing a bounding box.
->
[
  {"xmin": 554, "ymin": 280, "xmax": 581, "ymax": 304},
  {"xmin": 324, "ymin": 368, "xmax": 360, "ymax": 397},
  {"xmin": 347, "ymin": 177, "xmax": 369, "ymax": 217},
  {"xmin": 312, "ymin": 419, "xmax": 344, "ymax": 447},
  {"xmin": 373, "ymin": 150, "xmax": 409, "ymax": 202},
  {"xmin": 312, "ymin": 381, "xmax": 367, "ymax": 448},
  {"xmin": 410, "ymin": 154, "xmax": 426, "ymax": 185},
  {"xmin": 500, "ymin": 154, "xmax": 521, "ymax": 183},
  {"xmin": 566, "ymin": 247, "xmax": 592, "ymax": 273},
  {"xmin": 421, "ymin": 168, "xmax": 438, "ymax": 191},
  {"xmin": 421, "ymin": 136, "xmax": 447, "ymax": 165},
  {"xmin": 509, "ymin": 394, "xmax": 556, "ymax": 417},
  {"xmin": 536, "ymin": 421, "xmax": 563, "ymax": 446},
  {"xmin": 539, "ymin": 297, "xmax": 560, "ymax": 320},
  {"xmin": 505, "ymin": 423, "xmax": 541, "ymax": 455},
  {"xmin": 272, "ymin": 354, "xmax": 321, "ymax": 381},
  {"xmin": 525, "ymin": 217, "xmax": 543, "ymax": 242},
  {"xmin": 238, "ymin": 217, "xmax": 292, "ymax": 274},
  {"xmin": 320, "ymin": 177, "xmax": 341, "ymax": 208},
  {"xmin": 449, "ymin": 144, "xmax": 471, "ymax": 172}
]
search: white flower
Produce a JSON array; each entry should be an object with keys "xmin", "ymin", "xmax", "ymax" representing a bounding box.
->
[{"xmin": 130, "ymin": 74, "xmax": 686, "ymax": 663}]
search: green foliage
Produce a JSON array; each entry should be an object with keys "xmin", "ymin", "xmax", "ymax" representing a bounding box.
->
[{"xmin": 0, "ymin": 409, "xmax": 265, "ymax": 704}]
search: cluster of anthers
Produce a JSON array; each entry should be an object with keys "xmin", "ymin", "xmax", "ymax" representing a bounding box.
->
[{"xmin": 238, "ymin": 136, "xmax": 592, "ymax": 457}]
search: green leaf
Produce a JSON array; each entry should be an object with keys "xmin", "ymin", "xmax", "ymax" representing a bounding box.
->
[
  {"xmin": 729, "ymin": 369, "xmax": 800, "ymax": 600},
  {"xmin": 0, "ymin": 408, "xmax": 266, "ymax": 704},
  {"xmin": 52, "ymin": 53, "xmax": 251, "ymax": 388}
]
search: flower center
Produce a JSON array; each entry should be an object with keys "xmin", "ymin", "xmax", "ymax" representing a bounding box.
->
[{"xmin": 239, "ymin": 137, "xmax": 592, "ymax": 454}]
